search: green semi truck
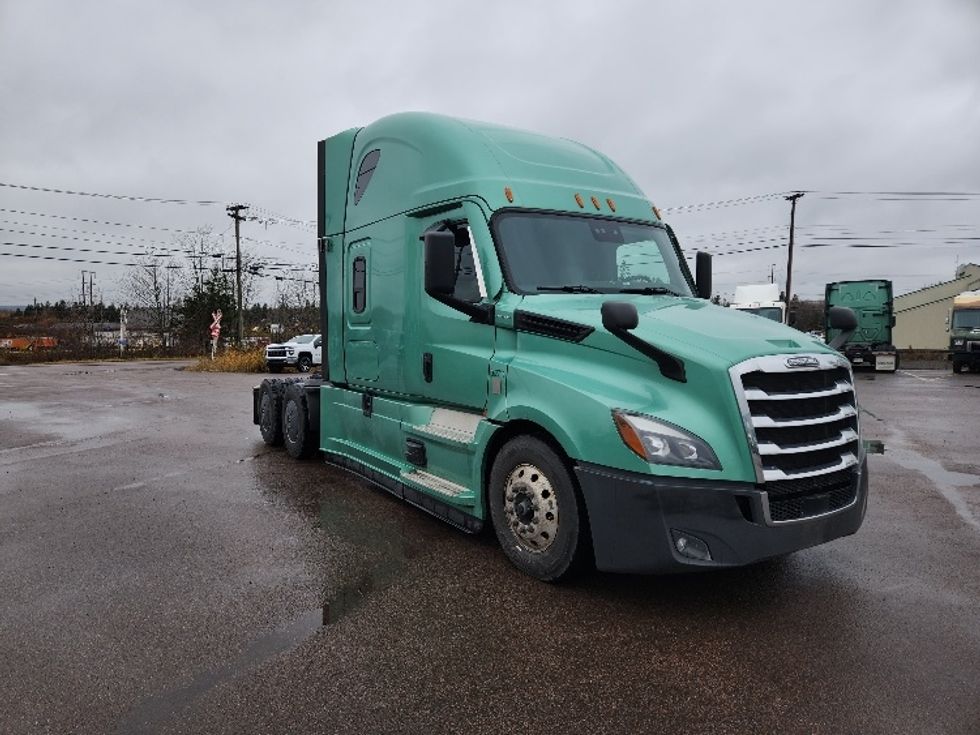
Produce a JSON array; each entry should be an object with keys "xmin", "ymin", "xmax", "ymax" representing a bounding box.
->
[
  {"xmin": 825, "ymin": 280, "xmax": 898, "ymax": 372},
  {"xmin": 253, "ymin": 113, "xmax": 867, "ymax": 580},
  {"xmin": 950, "ymin": 290, "xmax": 980, "ymax": 373}
]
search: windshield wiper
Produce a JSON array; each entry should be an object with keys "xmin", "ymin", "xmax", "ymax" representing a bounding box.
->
[
  {"xmin": 617, "ymin": 286, "xmax": 681, "ymax": 296},
  {"xmin": 535, "ymin": 284, "xmax": 604, "ymax": 294}
]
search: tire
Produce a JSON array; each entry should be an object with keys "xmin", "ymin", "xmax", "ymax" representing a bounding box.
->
[
  {"xmin": 297, "ymin": 354, "xmax": 313, "ymax": 373},
  {"xmin": 953, "ymin": 360, "xmax": 965, "ymax": 374},
  {"xmin": 488, "ymin": 436, "xmax": 587, "ymax": 581},
  {"xmin": 268, "ymin": 363, "xmax": 283, "ymax": 374},
  {"xmin": 258, "ymin": 380, "xmax": 284, "ymax": 446},
  {"xmin": 282, "ymin": 381, "xmax": 318, "ymax": 459}
]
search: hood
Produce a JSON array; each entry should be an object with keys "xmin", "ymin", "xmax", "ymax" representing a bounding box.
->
[{"xmin": 516, "ymin": 294, "xmax": 831, "ymax": 369}]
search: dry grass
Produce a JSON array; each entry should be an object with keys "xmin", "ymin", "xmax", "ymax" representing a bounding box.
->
[{"xmin": 189, "ymin": 347, "xmax": 267, "ymax": 373}]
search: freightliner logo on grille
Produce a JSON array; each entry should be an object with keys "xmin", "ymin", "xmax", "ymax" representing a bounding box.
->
[{"xmin": 785, "ymin": 356, "xmax": 819, "ymax": 368}]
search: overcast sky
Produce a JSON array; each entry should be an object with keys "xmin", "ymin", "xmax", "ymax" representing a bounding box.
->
[{"xmin": 1, "ymin": 0, "xmax": 978, "ymax": 306}]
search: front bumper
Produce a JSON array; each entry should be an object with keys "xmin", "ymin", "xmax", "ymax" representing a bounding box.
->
[
  {"xmin": 266, "ymin": 355, "xmax": 297, "ymax": 366},
  {"xmin": 576, "ymin": 457, "xmax": 868, "ymax": 574}
]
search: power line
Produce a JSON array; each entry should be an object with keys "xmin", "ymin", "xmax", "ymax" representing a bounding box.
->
[
  {"xmin": 0, "ymin": 181, "xmax": 224, "ymax": 206},
  {"xmin": 0, "ymin": 207, "xmax": 207, "ymax": 234},
  {"xmin": 661, "ymin": 192, "xmax": 788, "ymax": 215}
]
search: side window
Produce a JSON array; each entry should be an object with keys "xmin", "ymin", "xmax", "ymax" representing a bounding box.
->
[
  {"xmin": 352, "ymin": 256, "xmax": 367, "ymax": 313},
  {"xmin": 353, "ymin": 149, "xmax": 380, "ymax": 205},
  {"xmin": 452, "ymin": 227, "xmax": 481, "ymax": 303}
]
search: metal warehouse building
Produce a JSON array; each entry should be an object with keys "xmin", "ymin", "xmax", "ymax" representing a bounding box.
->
[{"xmin": 894, "ymin": 263, "xmax": 980, "ymax": 349}]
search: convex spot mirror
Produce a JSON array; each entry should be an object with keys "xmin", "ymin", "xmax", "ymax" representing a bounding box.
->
[
  {"xmin": 601, "ymin": 301, "xmax": 639, "ymax": 331},
  {"xmin": 828, "ymin": 305, "xmax": 858, "ymax": 332}
]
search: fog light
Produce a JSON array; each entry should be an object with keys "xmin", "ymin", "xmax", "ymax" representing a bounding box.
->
[{"xmin": 671, "ymin": 530, "xmax": 712, "ymax": 561}]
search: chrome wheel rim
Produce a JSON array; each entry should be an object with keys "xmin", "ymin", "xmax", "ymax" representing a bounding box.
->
[{"xmin": 503, "ymin": 463, "xmax": 559, "ymax": 553}]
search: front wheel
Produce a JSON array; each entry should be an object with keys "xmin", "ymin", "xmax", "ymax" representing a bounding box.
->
[
  {"xmin": 488, "ymin": 436, "xmax": 587, "ymax": 581},
  {"xmin": 297, "ymin": 354, "xmax": 313, "ymax": 372}
]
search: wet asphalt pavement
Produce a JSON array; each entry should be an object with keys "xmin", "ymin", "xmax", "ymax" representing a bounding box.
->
[{"xmin": 0, "ymin": 361, "xmax": 978, "ymax": 734}]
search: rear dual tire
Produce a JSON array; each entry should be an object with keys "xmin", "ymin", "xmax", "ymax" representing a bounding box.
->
[
  {"xmin": 282, "ymin": 382, "xmax": 318, "ymax": 459},
  {"xmin": 258, "ymin": 379, "xmax": 284, "ymax": 446}
]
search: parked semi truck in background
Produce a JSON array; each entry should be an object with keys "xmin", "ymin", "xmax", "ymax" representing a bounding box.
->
[
  {"xmin": 825, "ymin": 279, "xmax": 898, "ymax": 372},
  {"xmin": 950, "ymin": 290, "xmax": 980, "ymax": 373},
  {"xmin": 253, "ymin": 112, "xmax": 865, "ymax": 580},
  {"xmin": 730, "ymin": 284, "xmax": 785, "ymax": 323}
]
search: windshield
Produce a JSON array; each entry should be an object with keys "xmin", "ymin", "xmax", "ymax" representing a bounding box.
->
[
  {"xmin": 290, "ymin": 334, "xmax": 315, "ymax": 344},
  {"xmin": 493, "ymin": 211, "xmax": 693, "ymax": 296},
  {"xmin": 737, "ymin": 306, "xmax": 783, "ymax": 321},
  {"xmin": 952, "ymin": 309, "xmax": 980, "ymax": 329}
]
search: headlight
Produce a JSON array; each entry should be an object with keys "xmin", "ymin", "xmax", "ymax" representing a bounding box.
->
[
  {"xmin": 953, "ymin": 339, "xmax": 964, "ymax": 346},
  {"xmin": 286, "ymin": 347, "xmax": 294, "ymax": 355},
  {"xmin": 612, "ymin": 410, "xmax": 721, "ymax": 470}
]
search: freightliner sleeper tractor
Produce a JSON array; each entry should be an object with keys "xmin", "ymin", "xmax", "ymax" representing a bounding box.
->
[{"xmin": 253, "ymin": 113, "xmax": 866, "ymax": 581}]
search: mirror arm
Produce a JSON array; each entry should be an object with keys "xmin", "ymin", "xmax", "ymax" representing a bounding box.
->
[
  {"xmin": 430, "ymin": 293, "xmax": 495, "ymax": 324},
  {"xmin": 607, "ymin": 325, "xmax": 686, "ymax": 382},
  {"xmin": 828, "ymin": 327, "xmax": 856, "ymax": 351}
]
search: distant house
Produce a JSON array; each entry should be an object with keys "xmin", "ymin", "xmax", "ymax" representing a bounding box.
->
[{"xmin": 894, "ymin": 264, "xmax": 980, "ymax": 349}]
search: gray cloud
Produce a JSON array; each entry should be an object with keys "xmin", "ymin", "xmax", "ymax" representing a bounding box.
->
[{"xmin": 1, "ymin": 0, "xmax": 977, "ymax": 304}]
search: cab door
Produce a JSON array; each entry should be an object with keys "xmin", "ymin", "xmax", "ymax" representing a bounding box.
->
[{"xmin": 410, "ymin": 202, "xmax": 496, "ymax": 409}]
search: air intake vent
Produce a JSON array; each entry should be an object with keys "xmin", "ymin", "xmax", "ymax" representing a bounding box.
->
[{"xmin": 514, "ymin": 311, "xmax": 594, "ymax": 343}]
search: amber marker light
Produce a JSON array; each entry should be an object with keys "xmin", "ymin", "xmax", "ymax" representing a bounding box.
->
[
  {"xmin": 606, "ymin": 198, "xmax": 617, "ymax": 212},
  {"xmin": 652, "ymin": 205, "xmax": 662, "ymax": 219},
  {"xmin": 574, "ymin": 193, "xmax": 585, "ymax": 208},
  {"xmin": 591, "ymin": 196, "xmax": 601, "ymax": 210},
  {"xmin": 613, "ymin": 412, "xmax": 647, "ymax": 459},
  {"xmin": 504, "ymin": 187, "xmax": 514, "ymax": 203}
]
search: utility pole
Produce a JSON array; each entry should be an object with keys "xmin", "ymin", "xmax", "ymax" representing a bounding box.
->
[
  {"xmin": 783, "ymin": 192, "xmax": 805, "ymax": 324},
  {"xmin": 226, "ymin": 204, "xmax": 249, "ymax": 345}
]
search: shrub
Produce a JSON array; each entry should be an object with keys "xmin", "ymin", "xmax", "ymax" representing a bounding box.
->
[{"xmin": 189, "ymin": 346, "xmax": 266, "ymax": 373}]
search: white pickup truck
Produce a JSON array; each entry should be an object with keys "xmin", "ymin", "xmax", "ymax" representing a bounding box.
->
[{"xmin": 265, "ymin": 334, "xmax": 322, "ymax": 373}]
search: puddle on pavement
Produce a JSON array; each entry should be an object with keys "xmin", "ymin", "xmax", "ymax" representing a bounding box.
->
[
  {"xmin": 116, "ymin": 607, "xmax": 324, "ymax": 734},
  {"xmin": 117, "ymin": 469, "xmax": 437, "ymax": 733},
  {"xmin": 884, "ymin": 441, "xmax": 980, "ymax": 533}
]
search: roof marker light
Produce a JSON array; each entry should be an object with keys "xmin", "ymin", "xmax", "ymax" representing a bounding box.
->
[
  {"xmin": 652, "ymin": 205, "xmax": 662, "ymax": 220},
  {"xmin": 591, "ymin": 196, "xmax": 601, "ymax": 210},
  {"xmin": 504, "ymin": 187, "xmax": 514, "ymax": 203},
  {"xmin": 606, "ymin": 198, "xmax": 617, "ymax": 212},
  {"xmin": 574, "ymin": 193, "xmax": 585, "ymax": 208}
]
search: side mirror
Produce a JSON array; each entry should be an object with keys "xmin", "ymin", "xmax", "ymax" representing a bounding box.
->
[
  {"xmin": 424, "ymin": 231, "xmax": 456, "ymax": 297},
  {"xmin": 601, "ymin": 301, "xmax": 639, "ymax": 331},
  {"xmin": 695, "ymin": 252, "xmax": 712, "ymax": 299},
  {"xmin": 827, "ymin": 306, "xmax": 858, "ymax": 351}
]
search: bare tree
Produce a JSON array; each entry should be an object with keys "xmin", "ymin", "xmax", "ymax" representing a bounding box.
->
[{"xmin": 122, "ymin": 255, "xmax": 183, "ymax": 348}]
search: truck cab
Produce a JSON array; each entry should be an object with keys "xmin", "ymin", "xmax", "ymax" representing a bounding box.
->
[
  {"xmin": 825, "ymin": 280, "xmax": 898, "ymax": 372},
  {"xmin": 730, "ymin": 283, "xmax": 786, "ymax": 323},
  {"xmin": 950, "ymin": 290, "xmax": 980, "ymax": 372},
  {"xmin": 256, "ymin": 112, "xmax": 867, "ymax": 580}
]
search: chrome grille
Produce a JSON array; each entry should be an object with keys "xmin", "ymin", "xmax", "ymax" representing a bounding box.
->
[
  {"xmin": 267, "ymin": 347, "xmax": 287, "ymax": 358},
  {"xmin": 730, "ymin": 353, "xmax": 860, "ymax": 523}
]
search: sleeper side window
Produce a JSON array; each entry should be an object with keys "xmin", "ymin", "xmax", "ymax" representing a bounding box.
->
[
  {"xmin": 353, "ymin": 149, "xmax": 381, "ymax": 205},
  {"xmin": 352, "ymin": 256, "xmax": 367, "ymax": 313}
]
